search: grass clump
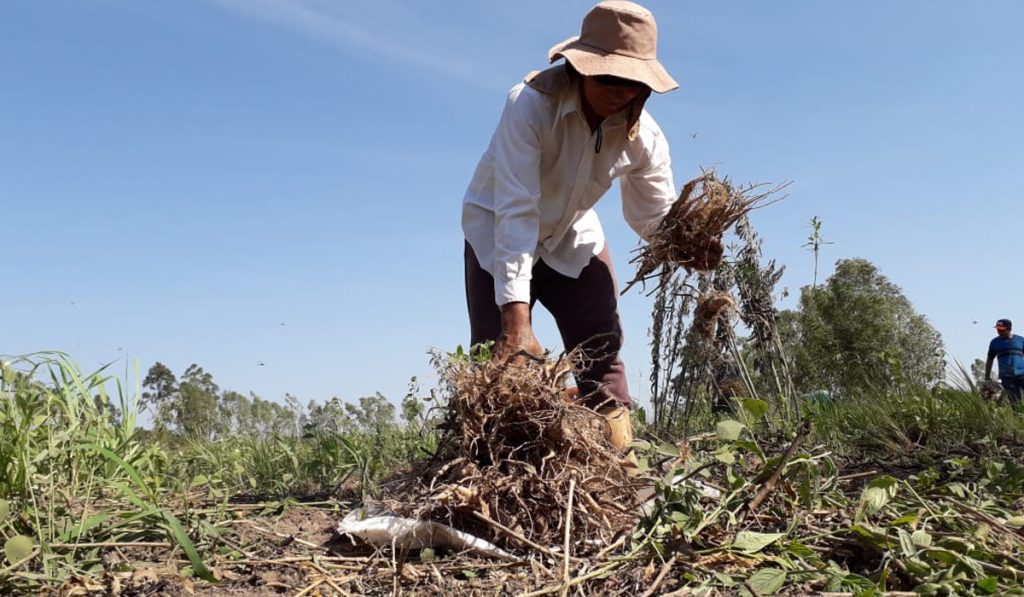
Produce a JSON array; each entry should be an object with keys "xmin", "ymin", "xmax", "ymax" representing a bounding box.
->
[{"xmin": 808, "ymin": 386, "xmax": 1022, "ymax": 457}]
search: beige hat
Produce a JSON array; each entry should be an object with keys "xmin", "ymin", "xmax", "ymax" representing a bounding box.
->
[{"xmin": 548, "ymin": 1, "xmax": 678, "ymax": 94}]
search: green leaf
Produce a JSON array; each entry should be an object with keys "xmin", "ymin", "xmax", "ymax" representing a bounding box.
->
[
  {"xmin": 847, "ymin": 524, "xmax": 887, "ymax": 547},
  {"xmin": 58, "ymin": 513, "xmax": 112, "ymax": 542},
  {"xmin": 837, "ymin": 573, "xmax": 876, "ymax": 592},
  {"xmin": 161, "ymin": 510, "xmax": 216, "ymax": 582},
  {"xmin": 741, "ymin": 398, "xmax": 769, "ymax": 420},
  {"xmin": 890, "ymin": 513, "xmax": 919, "ymax": 526},
  {"xmin": 747, "ymin": 567, "xmax": 787, "ymax": 595},
  {"xmin": 656, "ymin": 442, "xmax": 681, "ymax": 458},
  {"xmin": 80, "ymin": 443, "xmax": 151, "ymax": 499},
  {"xmin": 856, "ymin": 476, "xmax": 899, "ymax": 520},
  {"xmin": 925, "ymin": 549, "xmax": 957, "ymax": 565},
  {"xmin": 714, "ymin": 446, "xmax": 736, "ymax": 464},
  {"xmin": 4, "ymin": 535, "xmax": 34, "ymax": 565},
  {"xmin": 786, "ymin": 541, "xmax": 815, "ymax": 558},
  {"xmin": 716, "ymin": 419, "xmax": 745, "ymax": 441},
  {"xmin": 976, "ymin": 576, "xmax": 999, "ymax": 594},
  {"xmin": 897, "ymin": 529, "xmax": 915, "ymax": 557},
  {"xmin": 911, "ymin": 529, "xmax": 932, "ymax": 548},
  {"xmin": 946, "ymin": 482, "xmax": 968, "ymax": 499},
  {"xmin": 733, "ymin": 531, "xmax": 786, "ymax": 554},
  {"xmin": 0, "ymin": 499, "xmax": 9, "ymax": 523},
  {"xmin": 1005, "ymin": 516, "xmax": 1024, "ymax": 528}
]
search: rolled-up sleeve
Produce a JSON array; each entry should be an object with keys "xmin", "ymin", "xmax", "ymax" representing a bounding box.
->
[
  {"xmin": 492, "ymin": 86, "xmax": 544, "ymax": 305},
  {"xmin": 620, "ymin": 124, "xmax": 675, "ymax": 241}
]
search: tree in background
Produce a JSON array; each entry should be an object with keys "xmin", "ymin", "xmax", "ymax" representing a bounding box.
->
[
  {"xmin": 141, "ymin": 362, "xmax": 178, "ymax": 431},
  {"xmin": 780, "ymin": 258, "xmax": 945, "ymax": 396},
  {"xmin": 176, "ymin": 365, "xmax": 220, "ymax": 440},
  {"xmin": 140, "ymin": 362, "xmax": 411, "ymax": 443},
  {"xmin": 343, "ymin": 393, "xmax": 396, "ymax": 437}
]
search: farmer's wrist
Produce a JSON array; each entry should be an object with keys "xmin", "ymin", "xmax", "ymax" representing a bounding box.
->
[{"xmin": 500, "ymin": 302, "xmax": 531, "ymax": 329}]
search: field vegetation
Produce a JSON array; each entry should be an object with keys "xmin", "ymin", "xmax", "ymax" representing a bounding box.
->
[{"xmin": 2, "ymin": 220, "xmax": 1023, "ymax": 595}]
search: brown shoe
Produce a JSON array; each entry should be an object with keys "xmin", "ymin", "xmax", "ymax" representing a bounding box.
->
[
  {"xmin": 597, "ymin": 405, "xmax": 642, "ymax": 478},
  {"xmin": 598, "ymin": 405, "xmax": 634, "ymax": 451}
]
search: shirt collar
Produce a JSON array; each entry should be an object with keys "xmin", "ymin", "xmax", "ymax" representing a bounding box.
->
[
  {"xmin": 557, "ymin": 85, "xmax": 628, "ymax": 129},
  {"xmin": 526, "ymin": 63, "xmax": 644, "ymax": 136}
]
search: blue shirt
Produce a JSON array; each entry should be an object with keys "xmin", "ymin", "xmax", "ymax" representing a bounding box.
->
[{"xmin": 989, "ymin": 334, "xmax": 1024, "ymax": 378}]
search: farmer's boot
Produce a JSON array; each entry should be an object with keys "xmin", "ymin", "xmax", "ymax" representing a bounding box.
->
[
  {"xmin": 599, "ymin": 405, "xmax": 633, "ymax": 451},
  {"xmin": 598, "ymin": 405, "xmax": 640, "ymax": 476}
]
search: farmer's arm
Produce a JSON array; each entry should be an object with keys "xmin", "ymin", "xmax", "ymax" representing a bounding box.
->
[
  {"xmin": 491, "ymin": 86, "xmax": 545, "ymax": 359},
  {"xmin": 985, "ymin": 348, "xmax": 996, "ymax": 380},
  {"xmin": 499, "ymin": 302, "xmax": 540, "ymax": 360},
  {"xmin": 619, "ymin": 121, "xmax": 675, "ymax": 241}
]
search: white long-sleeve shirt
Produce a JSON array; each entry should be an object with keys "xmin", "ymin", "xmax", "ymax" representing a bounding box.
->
[{"xmin": 462, "ymin": 72, "xmax": 676, "ymax": 306}]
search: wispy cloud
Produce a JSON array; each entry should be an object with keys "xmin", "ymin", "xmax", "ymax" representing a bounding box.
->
[{"xmin": 207, "ymin": 0, "xmax": 506, "ymax": 91}]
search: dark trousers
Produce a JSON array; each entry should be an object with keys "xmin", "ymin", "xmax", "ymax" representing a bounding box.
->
[
  {"xmin": 464, "ymin": 241, "xmax": 630, "ymax": 409},
  {"xmin": 1000, "ymin": 375, "xmax": 1024, "ymax": 407}
]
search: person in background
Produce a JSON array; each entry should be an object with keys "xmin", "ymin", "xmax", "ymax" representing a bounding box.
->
[
  {"xmin": 985, "ymin": 318, "xmax": 1024, "ymax": 407},
  {"xmin": 461, "ymin": 1, "xmax": 688, "ymax": 450}
]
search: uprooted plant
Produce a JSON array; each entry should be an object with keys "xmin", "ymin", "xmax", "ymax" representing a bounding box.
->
[
  {"xmin": 384, "ymin": 349, "xmax": 641, "ymax": 554},
  {"xmin": 623, "ymin": 171, "xmax": 787, "ymax": 295}
]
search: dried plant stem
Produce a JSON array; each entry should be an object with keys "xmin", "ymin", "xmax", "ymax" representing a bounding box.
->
[
  {"xmin": 471, "ymin": 511, "xmax": 559, "ymax": 559},
  {"xmin": 639, "ymin": 555, "xmax": 677, "ymax": 597},
  {"xmin": 742, "ymin": 419, "xmax": 812, "ymax": 518},
  {"xmin": 560, "ymin": 478, "xmax": 576, "ymax": 597}
]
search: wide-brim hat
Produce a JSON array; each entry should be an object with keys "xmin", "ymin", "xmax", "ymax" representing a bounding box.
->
[{"xmin": 548, "ymin": 1, "xmax": 678, "ymax": 94}]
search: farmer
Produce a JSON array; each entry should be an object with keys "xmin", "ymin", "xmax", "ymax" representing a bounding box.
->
[
  {"xmin": 985, "ymin": 318, "xmax": 1024, "ymax": 407},
  {"xmin": 462, "ymin": 1, "xmax": 686, "ymax": 450}
]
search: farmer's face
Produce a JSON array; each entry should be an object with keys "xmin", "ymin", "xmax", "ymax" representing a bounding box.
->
[{"xmin": 581, "ymin": 75, "xmax": 646, "ymax": 117}]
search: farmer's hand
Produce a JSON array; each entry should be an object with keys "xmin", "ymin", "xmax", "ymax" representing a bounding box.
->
[{"xmin": 495, "ymin": 302, "xmax": 543, "ymax": 363}]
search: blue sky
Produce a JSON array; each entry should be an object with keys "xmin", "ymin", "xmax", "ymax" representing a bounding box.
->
[{"xmin": 3, "ymin": 0, "xmax": 1022, "ymax": 410}]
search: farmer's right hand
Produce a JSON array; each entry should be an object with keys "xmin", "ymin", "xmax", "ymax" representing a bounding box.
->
[{"xmin": 495, "ymin": 302, "xmax": 543, "ymax": 362}]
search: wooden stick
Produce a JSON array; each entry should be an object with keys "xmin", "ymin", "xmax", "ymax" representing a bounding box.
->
[
  {"xmin": 293, "ymin": 578, "xmax": 326, "ymax": 597},
  {"xmin": 518, "ymin": 559, "xmax": 625, "ymax": 597},
  {"xmin": 471, "ymin": 511, "xmax": 559, "ymax": 559},
  {"xmin": 836, "ymin": 470, "xmax": 879, "ymax": 482},
  {"xmin": 0, "ymin": 548, "xmax": 39, "ymax": 576},
  {"xmin": 47, "ymin": 541, "xmax": 172, "ymax": 549},
  {"xmin": 593, "ymin": 534, "xmax": 628, "ymax": 560},
  {"xmin": 560, "ymin": 479, "xmax": 576, "ymax": 597},
  {"xmin": 946, "ymin": 498, "xmax": 1024, "ymax": 541},
  {"xmin": 742, "ymin": 418, "xmax": 812, "ymax": 518},
  {"xmin": 639, "ymin": 555, "xmax": 677, "ymax": 597},
  {"xmin": 246, "ymin": 522, "xmax": 323, "ymax": 549},
  {"xmin": 304, "ymin": 559, "xmax": 351, "ymax": 596},
  {"xmin": 231, "ymin": 555, "xmax": 374, "ymax": 565},
  {"xmin": 818, "ymin": 593, "xmax": 919, "ymax": 597}
]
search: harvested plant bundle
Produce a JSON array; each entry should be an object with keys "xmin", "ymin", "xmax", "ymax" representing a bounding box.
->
[
  {"xmin": 693, "ymin": 292, "xmax": 736, "ymax": 339},
  {"xmin": 387, "ymin": 354, "xmax": 639, "ymax": 554},
  {"xmin": 624, "ymin": 171, "xmax": 785, "ymax": 294}
]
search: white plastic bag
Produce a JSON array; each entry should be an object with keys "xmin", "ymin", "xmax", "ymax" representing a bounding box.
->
[{"xmin": 337, "ymin": 507, "xmax": 516, "ymax": 561}]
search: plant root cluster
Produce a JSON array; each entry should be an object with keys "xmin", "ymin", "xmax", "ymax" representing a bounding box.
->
[
  {"xmin": 693, "ymin": 292, "xmax": 736, "ymax": 340},
  {"xmin": 624, "ymin": 171, "xmax": 785, "ymax": 295},
  {"xmin": 386, "ymin": 354, "xmax": 640, "ymax": 555}
]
